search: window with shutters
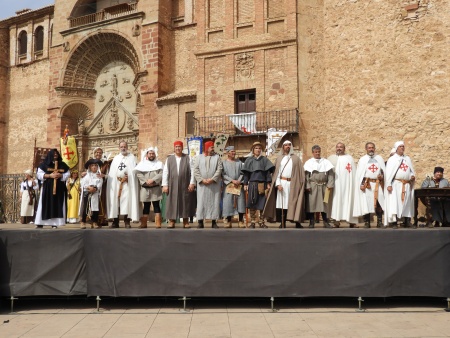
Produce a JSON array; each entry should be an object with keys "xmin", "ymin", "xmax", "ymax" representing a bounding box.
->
[{"xmin": 235, "ymin": 90, "xmax": 256, "ymax": 114}]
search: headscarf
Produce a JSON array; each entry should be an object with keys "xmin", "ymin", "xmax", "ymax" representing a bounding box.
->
[
  {"xmin": 204, "ymin": 141, "xmax": 214, "ymax": 152},
  {"xmin": 38, "ymin": 149, "xmax": 69, "ymax": 173},
  {"xmin": 225, "ymin": 146, "xmax": 235, "ymax": 152},
  {"xmin": 134, "ymin": 146, "xmax": 163, "ymax": 172},
  {"xmin": 24, "ymin": 169, "xmax": 33, "ymax": 176},
  {"xmin": 394, "ymin": 141, "xmax": 404, "ymax": 150}
]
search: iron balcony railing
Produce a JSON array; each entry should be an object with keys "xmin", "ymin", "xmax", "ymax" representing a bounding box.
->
[
  {"xmin": 194, "ymin": 109, "xmax": 299, "ymax": 137},
  {"xmin": 69, "ymin": 2, "xmax": 138, "ymax": 28}
]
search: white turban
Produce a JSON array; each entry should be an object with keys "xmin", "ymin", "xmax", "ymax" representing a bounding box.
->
[
  {"xmin": 390, "ymin": 147, "xmax": 396, "ymax": 155},
  {"xmin": 141, "ymin": 146, "xmax": 158, "ymax": 162},
  {"xmin": 282, "ymin": 140, "xmax": 292, "ymax": 146},
  {"xmin": 394, "ymin": 141, "xmax": 404, "ymax": 150},
  {"xmin": 24, "ymin": 169, "xmax": 33, "ymax": 176}
]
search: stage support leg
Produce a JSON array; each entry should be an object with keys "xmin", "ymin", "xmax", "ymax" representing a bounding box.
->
[
  {"xmin": 96, "ymin": 296, "xmax": 101, "ymax": 312},
  {"xmin": 356, "ymin": 297, "xmax": 366, "ymax": 312},
  {"xmin": 178, "ymin": 296, "xmax": 191, "ymax": 313},
  {"xmin": 10, "ymin": 296, "xmax": 17, "ymax": 313},
  {"xmin": 270, "ymin": 297, "xmax": 278, "ymax": 312},
  {"xmin": 445, "ymin": 298, "xmax": 450, "ymax": 312}
]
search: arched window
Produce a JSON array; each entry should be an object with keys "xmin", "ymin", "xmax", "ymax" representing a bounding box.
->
[
  {"xmin": 35, "ymin": 26, "xmax": 44, "ymax": 52},
  {"xmin": 18, "ymin": 30, "xmax": 27, "ymax": 56}
]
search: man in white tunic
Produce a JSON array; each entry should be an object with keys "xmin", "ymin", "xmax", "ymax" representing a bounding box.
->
[
  {"xmin": 385, "ymin": 141, "xmax": 416, "ymax": 229},
  {"xmin": 194, "ymin": 141, "xmax": 223, "ymax": 228},
  {"xmin": 107, "ymin": 141, "xmax": 140, "ymax": 228},
  {"xmin": 264, "ymin": 140, "xmax": 305, "ymax": 228},
  {"xmin": 328, "ymin": 142, "xmax": 358, "ymax": 227},
  {"xmin": 353, "ymin": 142, "xmax": 385, "ymax": 228}
]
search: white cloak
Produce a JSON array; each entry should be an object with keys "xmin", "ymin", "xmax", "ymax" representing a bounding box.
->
[
  {"xmin": 328, "ymin": 154, "xmax": 357, "ymax": 223},
  {"xmin": 384, "ymin": 153, "xmax": 415, "ymax": 222},
  {"xmin": 20, "ymin": 179, "xmax": 38, "ymax": 217},
  {"xmin": 275, "ymin": 155, "xmax": 293, "ymax": 209},
  {"xmin": 107, "ymin": 153, "xmax": 140, "ymax": 221},
  {"xmin": 79, "ymin": 171, "xmax": 103, "ymax": 214},
  {"xmin": 353, "ymin": 154, "xmax": 386, "ymax": 217}
]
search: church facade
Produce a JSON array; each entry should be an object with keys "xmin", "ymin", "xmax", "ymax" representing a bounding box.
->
[{"xmin": 0, "ymin": 0, "xmax": 448, "ymax": 179}]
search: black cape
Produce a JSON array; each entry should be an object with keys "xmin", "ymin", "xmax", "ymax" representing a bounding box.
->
[{"xmin": 39, "ymin": 149, "xmax": 70, "ymax": 221}]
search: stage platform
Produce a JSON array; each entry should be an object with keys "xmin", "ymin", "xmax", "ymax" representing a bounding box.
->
[{"xmin": 1, "ymin": 225, "xmax": 450, "ymax": 299}]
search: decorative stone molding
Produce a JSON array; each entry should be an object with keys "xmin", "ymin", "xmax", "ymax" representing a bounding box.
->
[
  {"xmin": 56, "ymin": 87, "xmax": 97, "ymax": 98},
  {"xmin": 235, "ymin": 52, "xmax": 255, "ymax": 80}
]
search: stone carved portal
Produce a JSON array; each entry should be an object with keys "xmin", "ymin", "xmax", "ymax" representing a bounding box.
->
[
  {"xmin": 61, "ymin": 32, "xmax": 141, "ymax": 161},
  {"xmin": 84, "ymin": 61, "xmax": 140, "ymax": 159}
]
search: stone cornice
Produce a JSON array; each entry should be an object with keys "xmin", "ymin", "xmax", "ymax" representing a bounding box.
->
[
  {"xmin": 156, "ymin": 91, "xmax": 197, "ymax": 106},
  {"xmin": 195, "ymin": 37, "xmax": 297, "ymax": 58},
  {"xmin": 55, "ymin": 87, "xmax": 97, "ymax": 98}
]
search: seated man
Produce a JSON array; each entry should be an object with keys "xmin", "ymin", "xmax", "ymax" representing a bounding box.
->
[{"xmin": 421, "ymin": 166, "xmax": 450, "ymax": 227}]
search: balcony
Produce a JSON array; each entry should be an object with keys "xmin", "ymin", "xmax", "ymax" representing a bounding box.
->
[
  {"xmin": 194, "ymin": 109, "xmax": 298, "ymax": 137},
  {"xmin": 69, "ymin": 2, "xmax": 138, "ymax": 28}
]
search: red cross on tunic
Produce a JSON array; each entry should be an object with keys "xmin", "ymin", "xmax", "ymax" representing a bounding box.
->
[
  {"xmin": 63, "ymin": 147, "xmax": 74, "ymax": 160},
  {"xmin": 368, "ymin": 163, "xmax": 378, "ymax": 173},
  {"xmin": 345, "ymin": 163, "xmax": 352, "ymax": 173},
  {"xmin": 400, "ymin": 162, "xmax": 409, "ymax": 172}
]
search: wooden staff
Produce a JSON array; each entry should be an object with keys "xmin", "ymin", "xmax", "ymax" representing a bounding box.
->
[
  {"xmin": 50, "ymin": 161, "xmax": 65, "ymax": 195},
  {"xmin": 245, "ymin": 190, "xmax": 249, "ymax": 227}
]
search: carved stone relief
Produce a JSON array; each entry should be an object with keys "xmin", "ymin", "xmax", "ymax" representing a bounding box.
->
[{"xmin": 235, "ymin": 52, "xmax": 255, "ymax": 81}]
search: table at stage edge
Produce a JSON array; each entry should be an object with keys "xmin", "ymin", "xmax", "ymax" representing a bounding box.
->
[{"xmin": 414, "ymin": 187, "xmax": 450, "ymax": 226}]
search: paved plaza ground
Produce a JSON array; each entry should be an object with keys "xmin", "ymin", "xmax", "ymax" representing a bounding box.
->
[{"xmin": 0, "ymin": 297, "xmax": 450, "ymax": 337}]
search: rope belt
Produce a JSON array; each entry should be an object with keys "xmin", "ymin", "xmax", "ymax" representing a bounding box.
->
[
  {"xmin": 395, "ymin": 179, "xmax": 411, "ymax": 203},
  {"xmin": 280, "ymin": 177, "xmax": 291, "ymax": 181}
]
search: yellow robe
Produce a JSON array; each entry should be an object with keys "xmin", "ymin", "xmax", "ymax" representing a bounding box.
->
[{"xmin": 67, "ymin": 178, "xmax": 80, "ymax": 220}]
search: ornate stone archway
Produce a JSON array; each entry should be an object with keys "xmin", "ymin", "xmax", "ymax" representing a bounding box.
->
[{"xmin": 57, "ymin": 32, "xmax": 144, "ymax": 164}]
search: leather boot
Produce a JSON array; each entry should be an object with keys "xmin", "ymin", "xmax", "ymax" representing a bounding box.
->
[
  {"xmin": 139, "ymin": 215, "xmax": 148, "ymax": 228},
  {"xmin": 309, "ymin": 219, "xmax": 315, "ymax": 228},
  {"xmin": 259, "ymin": 216, "xmax": 268, "ymax": 229},
  {"xmin": 363, "ymin": 214, "xmax": 370, "ymax": 228},
  {"xmin": 182, "ymin": 217, "xmax": 190, "ymax": 229},
  {"xmin": 155, "ymin": 213, "xmax": 162, "ymax": 228},
  {"xmin": 110, "ymin": 218, "xmax": 119, "ymax": 228},
  {"xmin": 212, "ymin": 220, "xmax": 219, "ymax": 229},
  {"xmin": 249, "ymin": 209, "xmax": 257, "ymax": 228},
  {"xmin": 376, "ymin": 215, "xmax": 383, "ymax": 228},
  {"xmin": 224, "ymin": 217, "xmax": 232, "ymax": 228},
  {"xmin": 323, "ymin": 220, "xmax": 332, "ymax": 228},
  {"xmin": 404, "ymin": 217, "xmax": 415, "ymax": 229},
  {"xmin": 295, "ymin": 222, "xmax": 303, "ymax": 228},
  {"xmin": 197, "ymin": 220, "xmax": 204, "ymax": 229},
  {"xmin": 124, "ymin": 215, "xmax": 131, "ymax": 228}
]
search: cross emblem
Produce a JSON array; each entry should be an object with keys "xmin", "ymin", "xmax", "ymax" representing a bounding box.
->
[
  {"xmin": 400, "ymin": 163, "xmax": 409, "ymax": 172},
  {"xmin": 63, "ymin": 147, "xmax": 74, "ymax": 160},
  {"xmin": 368, "ymin": 164, "xmax": 378, "ymax": 173},
  {"xmin": 118, "ymin": 163, "xmax": 127, "ymax": 171},
  {"xmin": 345, "ymin": 163, "xmax": 352, "ymax": 173},
  {"xmin": 49, "ymin": 161, "xmax": 65, "ymax": 195}
]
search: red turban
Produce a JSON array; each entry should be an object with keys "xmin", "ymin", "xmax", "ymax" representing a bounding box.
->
[
  {"xmin": 174, "ymin": 140, "xmax": 183, "ymax": 148},
  {"xmin": 204, "ymin": 141, "xmax": 214, "ymax": 152}
]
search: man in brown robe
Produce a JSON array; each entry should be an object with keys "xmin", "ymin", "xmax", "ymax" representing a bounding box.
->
[
  {"xmin": 162, "ymin": 140, "xmax": 196, "ymax": 228},
  {"xmin": 264, "ymin": 140, "xmax": 305, "ymax": 228}
]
